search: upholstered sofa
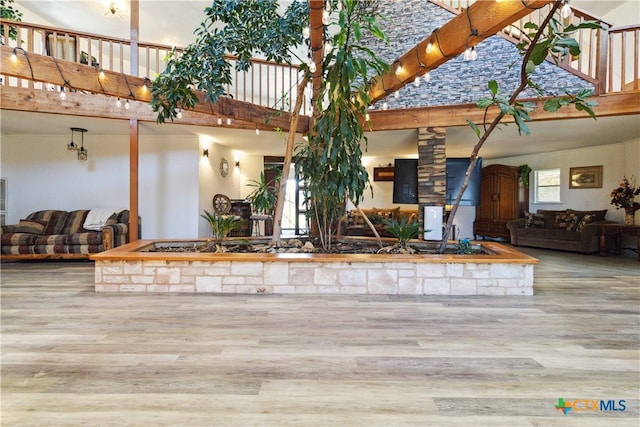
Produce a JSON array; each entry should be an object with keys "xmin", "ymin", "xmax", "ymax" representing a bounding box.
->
[
  {"xmin": 506, "ymin": 209, "xmax": 616, "ymax": 254},
  {"xmin": 1, "ymin": 209, "xmax": 130, "ymax": 260},
  {"xmin": 338, "ymin": 207, "xmax": 419, "ymax": 238}
]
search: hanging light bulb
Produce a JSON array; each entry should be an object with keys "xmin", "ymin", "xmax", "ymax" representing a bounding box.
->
[
  {"xmin": 217, "ymin": 116, "xmax": 222, "ymax": 125},
  {"xmin": 116, "ymin": 98, "xmax": 122, "ymax": 108},
  {"xmin": 425, "ymin": 41, "xmax": 433, "ymax": 55},
  {"xmin": 255, "ymin": 125, "xmax": 260, "ymax": 135},
  {"xmin": 98, "ymin": 68, "xmax": 105, "ymax": 80},
  {"xmin": 413, "ymin": 76, "xmax": 421, "ymax": 87},
  {"xmin": 393, "ymin": 91, "xmax": 399, "ymax": 99},
  {"xmin": 302, "ymin": 26, "xmax": 310, "ymax": 39},
  {"xmin": 382, "ymin": 102, "xmax": 388, "ymax": 110},
  {"xmin": 177, "ymin": 109, "xmax": 183, "ymax": 119},
  {"xmin": 470, "ymin": 46, "xmax": 478, "ymax": 61},
  {"xmin": 324, "ymin": 40, "xmax": 333, "ymax": 53},
  {"xmin": 77, "ymin": 146, "xmax": 88, "ymax": 162},
  {"xmin": 322, "ymin": 10, "xmax": 330, "ymax": 25},
  {"xmin": 309, "ymin": 60, "xmax": 317, "ymax": 73},
  {"xmin": 60, "ymin": 87, "xmax": 67, "ymax": 101},
  {"xmin": 424, "ymin": 72, "xmax": 431, "ymax": 82},
  {"xmin": 560, "ymin": 0, "xmax": 572, "ymax": 19},
  {"xmin": 464, "ymin": 47, "xmax": 472, "ymax": 61},
  {"xmin": 67, "ymin": 128, "xmax": 77, "ymax": 151},
  {"xmin": 226, "ymin": 117, "xmax": 232, "ymax": 125},
  {"xmin": 365, "ymin": 112, "xmax": 370, "ymax": 121},
  {"xmin": 395, "ymin": 62, "xmax": 404, "ymax": 76},
  {"xmin": 125, "ymin": 99, "xmax": 130, "ymax": 109},
  {"xmin": 10, "ymin": 48, "xmax": 17, "ymax": 62}
]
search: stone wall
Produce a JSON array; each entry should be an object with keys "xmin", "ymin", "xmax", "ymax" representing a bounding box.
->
[
  {"xmin": 360, "ymin": 0, "xmax": 594, "ymax": 110},
  {"xmin": 94, "ymin": 259, "xmax": 534, "ymax": 296}
]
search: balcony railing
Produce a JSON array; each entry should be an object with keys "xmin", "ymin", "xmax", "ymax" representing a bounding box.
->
[{"xmin": 1, "ymin": 19, "xmax": 309, "ymax": 115}]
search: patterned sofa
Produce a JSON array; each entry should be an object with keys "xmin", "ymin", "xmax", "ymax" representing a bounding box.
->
[
  {"xmin": 1, "ymin": 209, "xmax": 130, "ymax": 260},
  {"xmin": 338, "ymin": 207, "xmax": 419, "ymax": 238},
  {"xmin": 506, "ymin": 209, "xmax": 616, "ymax": 254}
]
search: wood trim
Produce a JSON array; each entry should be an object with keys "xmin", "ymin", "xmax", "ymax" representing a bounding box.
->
[
  {"xmin": 366, "ymin": 91, "xmax": 640, "ymax": 131},
  {"xmin": 0, "ymin": 46, "xmax": 310, "ymax": 133},
  {"xmin": 129, "ymin": 118, "xmax": 139, "ymax": 241}
]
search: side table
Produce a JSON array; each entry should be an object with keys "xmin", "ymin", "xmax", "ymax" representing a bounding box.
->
[{"xmin": 597, "ymin": 223, "xmax": 640, "ymax": 261}]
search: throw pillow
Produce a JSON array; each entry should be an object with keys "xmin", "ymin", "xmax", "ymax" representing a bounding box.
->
[
  {"xmin": 14, "ymin": 219, "xmax": 47, "ymax": 234},
  {"xmin": 525, "ymin": 212, "xmax": 545, "ymax": 228},
  {"xmin": 576, "ymin": 214, "xmax": 596, "ymax": 232},
  {"xmin": 554, "ymin": 211, "xmax": 579, "ymax": 230}
]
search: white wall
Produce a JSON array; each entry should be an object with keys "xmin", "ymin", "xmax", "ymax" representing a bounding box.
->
[
  {"xmin": 486, "ymin": 140, "xmax": 640, "ymax": 224},
  {"xmin": 0, "ymin": 134, "xmax": 130, "ymax": 222},
  {"xmin": 139, "ymin": 135, "xmax": 199, "ymax": 239},
  {"xmin": 0, "ymin": 133, "xmax": 206, "ymax": 239},
  {"xmin": 197, "ymin": 139, "xmax": 261, "ymax": 237}
]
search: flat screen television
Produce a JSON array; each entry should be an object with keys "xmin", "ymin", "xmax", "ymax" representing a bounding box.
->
[
  {"xmin": 392, "ymin": 157, "xmax": 482, "ymax": 205},
  {"xmin": 392, "ymin": 159, "xmax": 418, "ymax": 204},
  {"xmin": 446, "ymin": 157, "xmax": 482, "ymax": 206}
]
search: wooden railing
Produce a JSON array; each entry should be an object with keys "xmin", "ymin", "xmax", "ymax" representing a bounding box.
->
[
  {"xmin": 0, "ymin": 19, "xmax": 309, "ymax": 114},
  {"xmin": 607, "ymin": 25, "xmax": 640, "ymax": 92}
]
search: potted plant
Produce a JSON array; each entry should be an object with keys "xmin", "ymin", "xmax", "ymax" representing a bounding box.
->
[
  {"xmin": 610, "ymin": 176, "xmax": 640, "ymax": 225},
  {"xmin": 200, "ymin": 209, "xmax": 241, "ymax": 252},
  {"xmin": 246, "ymin": 170, "xmax": 280, "ymax": 235}
]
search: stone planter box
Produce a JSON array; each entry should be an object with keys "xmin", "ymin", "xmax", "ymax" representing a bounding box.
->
[{"xmin": 91, "ymin": 240, "xmax": 538, "ymax": 296}]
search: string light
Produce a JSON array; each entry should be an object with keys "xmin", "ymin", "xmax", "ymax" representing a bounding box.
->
[
  {"xmin": 116, "ymin": 98, "xmax": 122, "ymax": 108},
  {"xmin": 395, "ymin": 62, "xmax": 404, "ymax": 76},
  {"xmin": 324, "ymin": 40, "xmax": 333, "ymax": 53},
  {"xmin": 177, "ymin": 109, "xmax": 183, "ymax": 119},
  {"xmin": 255, "ymin": 125, "xmax": 260, "ymax": 135},
  {"xmin": 424, "ymin": 72, "xmax": 431, "ymax": 82},
  {"xmin": 60, "ymin": 87, "xmax": 67, "ymax": 100},
  {"xmin": 382, "ymin": 102, "xmax": 388, "ymax": 110},
  {"xmin": 125, "ymin": 99, "xmax": 130, "ymax": 109},
  {"xmin": 413, "ymin": 76, "xmax": 421, "ymax": 87},
  {"xmin": 561, "ymin": 0, "xmax": 572, "ymax": 19},
  {"xmin": 217, "ymin": 116, "xmax": 222, "ymax": 125},
  {"xmin": 226, "ymin": 117, "xmax": 231, "ymax": 125}
]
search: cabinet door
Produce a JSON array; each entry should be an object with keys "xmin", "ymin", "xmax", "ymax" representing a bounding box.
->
[
  {"xmin": 476, "ymin": 170, "xmax": 494, "ymax": 221},
  {"xmin": 495, "ymin": 169, "xmax": 518, "ymax": 221}
]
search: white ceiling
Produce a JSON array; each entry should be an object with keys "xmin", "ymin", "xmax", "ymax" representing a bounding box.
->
[{"xmin": 3, "ymin": 0, "xmax": 639, "ymax": 160}]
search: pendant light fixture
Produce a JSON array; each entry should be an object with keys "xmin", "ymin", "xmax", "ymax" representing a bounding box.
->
[{"xmin": 67, "ymin": 127, "xmax": 88, "ymax": 162}]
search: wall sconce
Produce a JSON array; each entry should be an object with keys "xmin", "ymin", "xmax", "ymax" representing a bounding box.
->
[{"xmin": 203, "ymin": 149, "xmax": 209, "ymax": 158}]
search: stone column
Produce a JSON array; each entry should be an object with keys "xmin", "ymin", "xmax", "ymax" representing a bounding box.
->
[{"xmin": 417, "ymin": 127, "xmax": 446, "ymax": 227}]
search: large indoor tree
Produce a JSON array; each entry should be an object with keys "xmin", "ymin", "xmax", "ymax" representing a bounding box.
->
[{"xmin": 149, "ymin": 0, "xmax": 388, "ymax": 248}]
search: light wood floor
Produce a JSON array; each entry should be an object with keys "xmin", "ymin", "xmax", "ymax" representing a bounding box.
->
[{"xmin": 1, "ymin": 247, "xmax": 639, "ymax": 426}]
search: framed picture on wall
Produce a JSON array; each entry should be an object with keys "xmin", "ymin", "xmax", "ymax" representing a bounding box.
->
[{"xmin": 569, "ymin": 165, "xmax": 603, "ymax": 189}]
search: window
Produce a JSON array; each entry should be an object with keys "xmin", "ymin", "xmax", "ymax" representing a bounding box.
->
[{"xmin": 534, "ymin": 169, "xmax": 561, "ymax": 203}]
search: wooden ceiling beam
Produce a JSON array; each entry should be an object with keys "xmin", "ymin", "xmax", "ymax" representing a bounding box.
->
[
  {"xmin": 366, "ymin": 91, "xmax": 640, "ymax": 130},
  {"xmin": 0, "ymin": 46, "xmax": 309, "ymax": 133},
  {"xmin": 367, "ymin": 0, "xmax": 555, "ymax": 103}
]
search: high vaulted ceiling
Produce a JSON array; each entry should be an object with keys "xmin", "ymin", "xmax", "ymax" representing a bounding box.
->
[{"xmin": 2, "ymin": 0, "xmax": 639, "ymax": 159}]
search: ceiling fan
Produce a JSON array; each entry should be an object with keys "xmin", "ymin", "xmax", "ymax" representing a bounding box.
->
[{"xmin": 103, "ymin": 1, "xmax": 128, "ymax": 22}]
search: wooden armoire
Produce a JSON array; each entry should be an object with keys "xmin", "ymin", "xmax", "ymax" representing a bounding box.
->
[{"xmin": 474, "ymin": 164, "xmax": 525, "ymax": 239}]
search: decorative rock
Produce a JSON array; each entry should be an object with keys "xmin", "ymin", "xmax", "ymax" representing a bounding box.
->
[
  {"xmin": 302, "ymin": 241, "xmax": 315, "ymax": 252},
  {"xmin": 287, "ymin": 239, "xmax": 304, "ymax": 248}
]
